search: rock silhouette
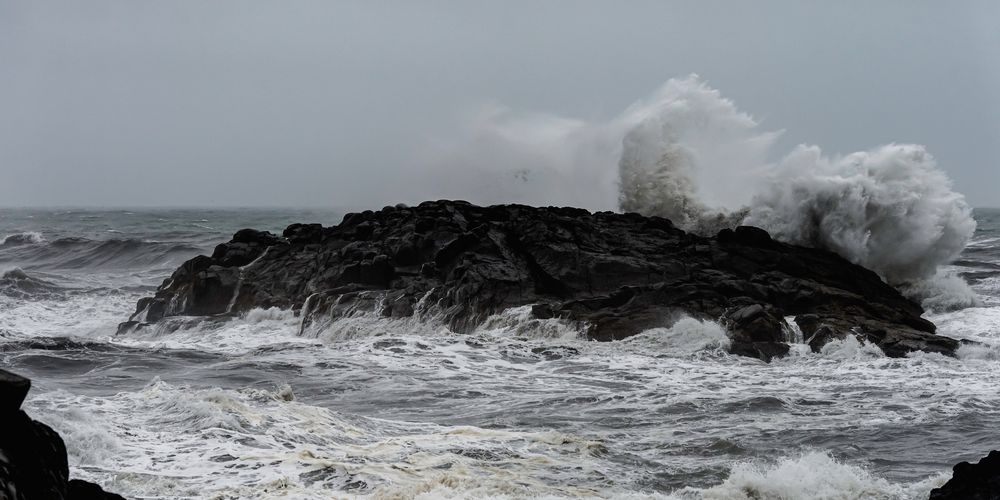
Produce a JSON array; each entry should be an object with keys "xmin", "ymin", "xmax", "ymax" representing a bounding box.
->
[{"xmin": 122, "ymin": 201, "xmax": 958, "ymax": 361}]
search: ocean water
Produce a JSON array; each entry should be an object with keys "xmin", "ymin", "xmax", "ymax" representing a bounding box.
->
[{"xmin": 2, "ymin": 207, "xmax": 999, "ymax": 499}]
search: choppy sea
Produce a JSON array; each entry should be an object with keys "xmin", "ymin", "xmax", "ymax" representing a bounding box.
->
[{"xmin": 2, "ymin": 207, "xmax": 1000, "ymax": 499}]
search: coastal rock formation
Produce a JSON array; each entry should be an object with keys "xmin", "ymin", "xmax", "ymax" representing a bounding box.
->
[
  {"xmin": 122, "ymin": 200, "xmax": 958, "ymax": 361},
  {"xmin": 0, "ymin": 369, "xmax": 124, "ymax": 500},
  {"xmin": 930, "ymin": 450, "xmax": 1000, "ymax": 500}
]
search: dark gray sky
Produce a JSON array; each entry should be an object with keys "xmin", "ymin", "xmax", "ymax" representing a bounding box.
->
[{"xmin": 2, "ymin": 1, "xmax": 998, "ymax": 208}]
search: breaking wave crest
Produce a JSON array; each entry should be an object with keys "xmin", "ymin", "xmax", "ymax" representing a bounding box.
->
[
  {"xmin": 1, "ymin": 231, "xmax": 46, "ymax": 246},
  {"xmin": 624, "ymin": 316, "xmax": 731, "ymax": 354},
  {"xmin": 679, "ymin": 451, "xmax": 947, "ymax": 500}
]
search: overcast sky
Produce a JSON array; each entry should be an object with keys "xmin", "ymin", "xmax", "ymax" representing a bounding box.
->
[{"xmin": 1, "ymin": 1, "xmax": 998, "ymax": 208}]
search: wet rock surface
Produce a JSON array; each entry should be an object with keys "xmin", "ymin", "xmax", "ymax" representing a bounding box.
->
[
  {"xmin": 122, "ymin": 200, "xmax": 958, "ymax": 361},
  {"xmin": 0, "ymin": 369, "xmax": 124, "ymax": 500},
  {"xmin": 930, "ymin": 450, "xmax": 1000, "ymax": 500}
]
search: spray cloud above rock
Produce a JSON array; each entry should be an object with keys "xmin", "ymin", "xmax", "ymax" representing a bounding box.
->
[{"xmin": 422, "ymin": 75, "xmax": 976, "ymax": 307}]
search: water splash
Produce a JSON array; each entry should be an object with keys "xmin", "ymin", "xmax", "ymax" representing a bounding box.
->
[{"xmin": 427, "ymin": 75, "xmax": 977, "ymax": 307}]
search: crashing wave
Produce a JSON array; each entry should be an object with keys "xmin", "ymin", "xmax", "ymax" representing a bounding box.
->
[
  {"xmin": 616, "ymin": 76, "xmax": 777, "ymax": 229},
  {"xmin": 428, "ymin": 75, "xmax": 977, "ymax": 309},
  {"xmin": 1, "ymin": 231, "xmax": 45, "ymax": 246},
  {"xmin": 743, "ymin": 143, "xmax": 976, "ymax": 305},
  {"xmin": 624, "ymin": 316, "xmax": 731, "ymax": 355},
  {"xmin": 614, "ymin": 78, "xmax": 976, "ymax": 306},
  {"xmin": 680, "ymin": 451, "xmax": 947, "ymax": 500}
]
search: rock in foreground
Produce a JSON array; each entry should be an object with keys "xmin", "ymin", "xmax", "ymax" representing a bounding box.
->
[
  {"xmin": 930, "ymin": 451, "xmax": 1000, "ymax": 500},
  {"xmin": 122, "ymin": 200, "xmax": 958, "ymax": 360},
  {"xmin": 0, "ymin": 369, "xmax": 124, "ymax": 500}
]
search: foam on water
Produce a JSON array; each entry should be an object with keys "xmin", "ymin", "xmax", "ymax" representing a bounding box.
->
[
  {"xmin": 0, "ymin": 285, "xmax": 138, "ymax": 340},
  {"xmin": 897, "ymin": 271, "xmax": 981, "ymax": 313},
  {"xmin": 473, "ymin": 305, "xmax": 583, "ymax": 341},
  {"xmin": 28, "ymin": 380, "xmax": 626, "ymax": 499},
  {"xmin": 117, "ymin": 307, "xmax": 320, "ymax": 354},
  {"xmin": 623, "ymin": 316, "xmax": 731, "ymax": 354},
  {"xmin": 1, "ymin": 231, "xmax": 45, "ymax": 246},
  {"xmin": 5, "ymin": 208, "xmax": 1000, "ymax": 498},
  {"xmin": 28, "ymin": 374, "xmax": 960, "ymax": 500},
  {"xmin": 813, "ymin": 336, "xmax": 886, "ymax": 361},
  {"xmin": 23, "ymin": 325, "xmax": 977, "ymax": 500},
  {"xmin": 679, "ymin": 452, "xmax": 949, "ymax": 500}
]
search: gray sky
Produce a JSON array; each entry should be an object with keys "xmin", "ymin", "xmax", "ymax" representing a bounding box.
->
[{"xmin": 2, "ymin": 0, "xmax": 998, "ymax": 208}]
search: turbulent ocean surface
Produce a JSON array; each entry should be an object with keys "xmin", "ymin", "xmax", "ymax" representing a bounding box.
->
[{"xmin": 2, "ymin": 207, "xmax": 999, "ymax": 499}]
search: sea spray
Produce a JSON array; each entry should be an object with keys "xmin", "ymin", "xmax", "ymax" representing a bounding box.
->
[
  {"xmin": 426, "ymin": 75, "xmax": 977, "ymax": 307},
  {"xmin": 617, "ymin": 75, "xmax": 777, "ymax": 230},
  {"xmin": 623, "ymin": 316, "xmax": 731, "ymax": 355},
  {"xmin": 684, "ymin": 451, "xmax": 947, "ymax": 500},
  {"xmin": 743, "ymin": 143, "xmax": 977, "ymax": 308},
  {"xmin": 616, "ymin": 78, "xmax": 976, "ymax": 301}
]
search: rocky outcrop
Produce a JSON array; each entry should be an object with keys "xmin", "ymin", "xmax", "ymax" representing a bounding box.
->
[
  {"xmin": 121, "ymin": 200, "xmax": 958, "ymax": 360},
  {"xmin": 930, "ymin": 451, "xmax": 1000, "ymax": 500},
  {"xmin": 0, "ymin": 369, "xmax": 124, "ymax": 500}
]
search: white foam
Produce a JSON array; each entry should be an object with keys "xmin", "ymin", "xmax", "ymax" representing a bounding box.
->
[
  {"xmin": 1, "ymin": 231, "xmax": 45, "ymax": 246},
  {"xmin": 20, "ymin": 297, "xmax": 1000, "ymax": 498},
  {"xmin": 617, "ymin": 76, "xmax": 777, "ymax": 228},
  {"xmin": 624, "ymin": 316, "xmax": 731, "ymax": 354},
  {"xmin": 243, "ymin": 306, "xmax": 296, "ymax": 324},
  {"xmin": 116, "ymin": 306, "xmax": 317, "ymax": 354},
  {"xmin": 898, "ymin": 271, "xmax": 980, "ymax": 313},
  {"xmin": 474, "ymin": 305, "xmax": 584, "ymax": 340},
  {"xmin": 929, "ymin": 305, "xmax": 1000, "ymax": 343},
  {"xmin": 817, "ymin": 336, "xmax": 886, "ymax": 360},
  {"xmin": 307, "ymin": 308, "xmax": 451, "ymax": 343},
  {"xmin": 0, "ymin": 289, "xmax": 137, "ymax": 340},
  {"xmin": 680, "ymin": 451, "xmax": 948, "ymax": 500},
  {"xmin": 966, "ymin": 236, "xmax": 1000, "ymax": 248},
  {"xmin": 746, "ymin": 144, "xmax": 975, "ymax": 284},
  {"xmin": 25, "ymin": 380, "xmax": 641, "ymax": 499}
]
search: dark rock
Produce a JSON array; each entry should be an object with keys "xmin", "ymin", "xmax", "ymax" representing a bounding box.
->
[
  {"xmin": 930, "ymin": 450, "xmax": 1000, "ymax": 500},
  {"xmin": 729, "ymin": 340, "xmax": 790, "ymax": 362},
  {"xmin": 283, "ymin": 223, "xmax": 325, "ymax": 244},
  {"xmin": 354, "ymin": 222, "xmax": 375, "ymax": 241},
  {"xmin": 0, "ymin": 410, "xmax": 69, "ymax": 499},
  {"xmin": 0, "ymin": 369, "xmax": 30, "ymax": 412},
  {"xmin": 232, "ymin": 228, "xmax": 283, "ymax": 245},
  {"xmin": 531, "ymin": 303, "xmax": 555, "ymax": 320},
  {"xmin": 725, "ymin": 304, "xmax": 791, "ymax": 361},
  {"xmin": 211, "ymin": 230, "xmax": 286, "ymax": 268},
  {"xmin": 121, "ymin": 200, "xmax": 958, "ymax": 361},
  {"xmin": 807, "ymin": 325, "xmax": 845, "ymax": 351},
  {"xmin": 68, "ymin": 480, "xmax": 126, "ymax": 500},
  {"xmin": 733, "ymin": 226, "xmax": 776, "ymax": 246},
  {"xmin": 419, "ymin": 262, "xmax": 437, "ymax": 278},
  {"xmin": 115, "ymin": 320, "xmax": 143, "ymax": 335},
  {"xmin": 795, "ymin": 314, "xmax": 848, "ymax": 351},
  {"xmin": 0, "ymin": 368, "xmax": 125, "ymax": 500},
  {"xmin": 727, "ymin": 304, "xmax": 783, "ymax": 342}
]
